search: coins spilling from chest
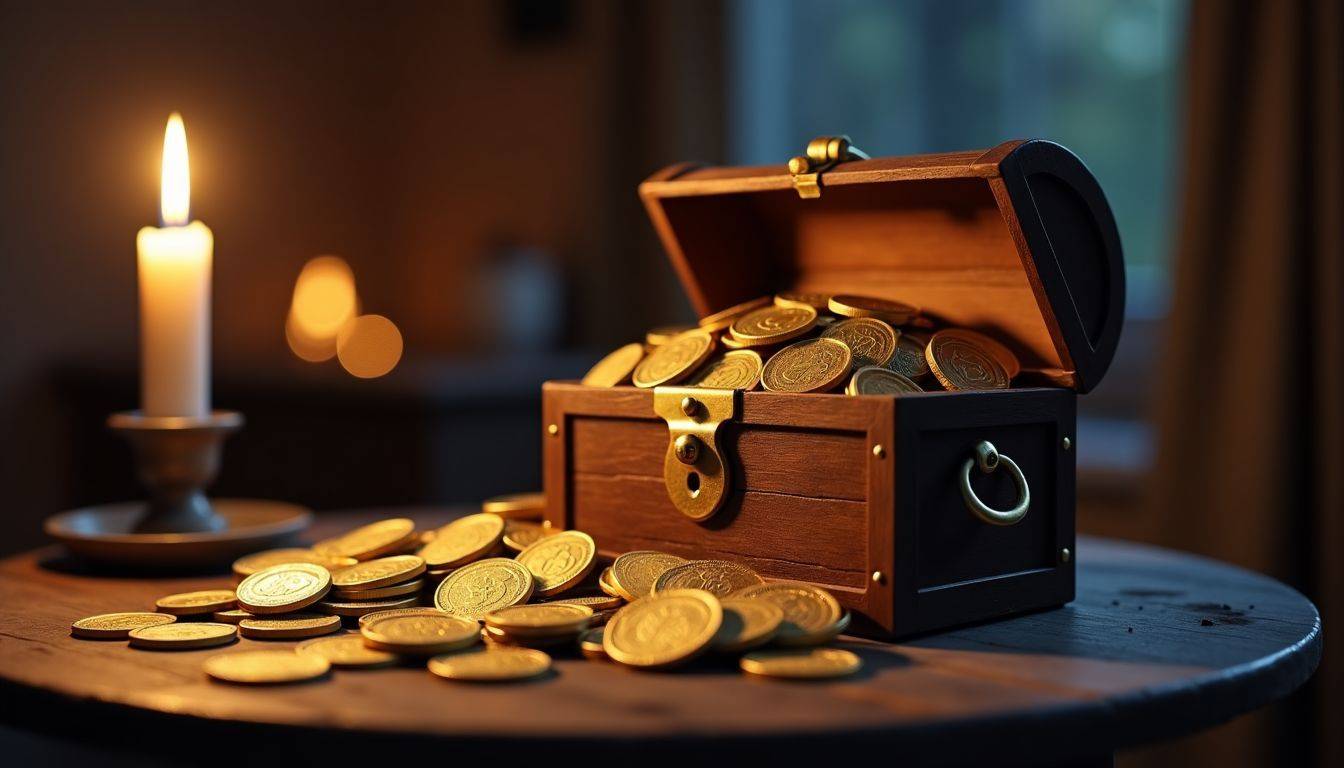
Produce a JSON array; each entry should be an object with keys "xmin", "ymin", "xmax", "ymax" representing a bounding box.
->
[
  {"xmin": 582, "ymin": 292, "xmax": 1050, "ymax": 394},
  {"xmin": 72, "ymin": 506, "xmax": 862, "ymax": 684}
]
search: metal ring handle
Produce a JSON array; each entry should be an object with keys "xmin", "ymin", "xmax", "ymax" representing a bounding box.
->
[{"xmin": 960, "ymin": 440, "xmax": 1029, "ymax": 526}]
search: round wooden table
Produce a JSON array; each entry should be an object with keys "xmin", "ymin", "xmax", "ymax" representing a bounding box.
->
[{"xmin": 0, "ymin": 508, "xmax": 1321, "ymax": 767}]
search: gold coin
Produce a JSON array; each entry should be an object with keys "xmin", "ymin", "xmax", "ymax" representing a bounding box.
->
[
  {"xmin": 645, "ymin": 324, "xmax": 695, "ymax": 346},
  {"xmin": 361, "ymin": 613, "xmax": 480, "ymax": 655},
  {"xmin": 631, "ymin": 329, "xmax": 715, "ymax": 388},
  {"xmin": 888, "ymin": 333, "xmax": 931, "ymax": 379},
  {"xmin": 581, "ymin": 342, "xmax": 645, "ymax": 387},
  {"xmin": 313, "ymin": 518, "xmax": 417, "ymax": 561},
  {"xmin": 545, "ymin": 594, "xmax": 623, "ymax": 611},
  {"xmin": 334, "ymin": 578, "xmax": 424, "ymax": 600},
  {"xmin": 774, "ymin": 291, "xmax": 830, "ymax": 310},
  {"xmin": 846, "ymin": 366, "xmax": 924, "ymax": 396},
  {"xmin": 720, "ymin": 334, "xmax": 749, "ymax": 350},
  {"xmin": 481, "ymin": 492, "xmax": 546, "ymax": 520},
  {"xmin": 732, "ymin": 581, "xmax": 843, "ymax": 646},
  {"xmin": 296, "ymin": 634, "xmax": 398, "ymax": 668},
  {"xmin": 212, "ymin": 609, "xmax": 254, "ymax": 625},
  {"xmin": 729, "ymin": 305, "xmax": 817, "ymax": 347},
  {"xmin": 238, "ymin": 613, "xmax": 342, "ymax": 640},
  {"xmin": 71, "ymin": 612, "xmax": 175, "ymax": 639},
  {"xmin": 357, "ymin": 607, "xmax": 446, "ymax": 627},
  {"xmin": 331, "ymin": 555, "xmax": 426, "ymax": 590},
  {"xmin": 484, "ymin": 604, "xmax": 593, "ymax": 636},
  {"xmin": 828, "ymin": 294, "xmax": 918, "ymax": 324},
  {"xmin": 428, "ymin": 647, "xmax": 552, "ymax": 682},
  {"xmin": 418, "ymin": 513, "xmax": 506, "ymax": 569},
  {"xmin": 821, "ymin": 317, "xmax": 897, "ymax": 368},
  {"xmin": 598, "ymin": 566, "xmax": 622, "ymax": 598},
  {"xmin": 433, "ymin": 557, "xmax": 535, "ymax": 620},
  {"xmin": 482, "ymin": 625, "xmax": 575, "ymax": 648},
  {"xmin": 715, "ymin": 597, "xmax": 785, "ymax": 652},
  {"xmin": 318, "ymin": 595, "xmax": 420, "ymax": 617},
  {"xmin": 933, "ymin": 328, "xmax": 1020, "ymax": 379},
  {"xmin": 515, "ymin": 530, "xmax": 597, "ymax": 597},
  {"xmin": 653, "ymin": 560, "xmax": 764, "ymax": 597},
  {"xmin": 578, "ymin": 627, "xmax": 607, "ymax": 660},
  {"xmin": 760, "ymin": 337, "xmax": 852, "ymax": 393},
  {"xmin": 128, "ymin": 622, "xmax": 237, "ymax": 650},
  {"xmin": 697, "ymin": 296, "xmax": 771, "ymax": 333},
  {"xmin": 502, "ymin": 520, "xmax": 547, "ymax": 552},
  {"xmin": 203, "ymin": 649, "xmax": 330, "ymax": 685},
  {"xmin": 155, "ymin": 589, "xmax": 237, "ymax": 616},
  {"xmin": 610, "ymin": 551, "xmax": 687, "ymax": 600},
  {"xmin": 739, "ymin": 647, "xmax": 862, "ymax": 679},
  {"xmin": 684, "ymin": 350, "xmax": 763, "ymax": 390},
  {"xmin": 603, "ymin": 589, "xmax": 723, "ymax": 669},
  {"xmin": 926, "ymin": 330, "xmax": 1011, "ymax": 391},
  {"xmin": 232, "ymin": 548, "xmax": 356, "ymax": 578},
  {"xmin": 235, "ymin": 563, "xmax": 332, "ymax": 615}
]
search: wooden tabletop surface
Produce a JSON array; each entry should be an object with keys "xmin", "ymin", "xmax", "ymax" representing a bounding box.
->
[{"xmin": 0, "ymin": 508, "xmax": 1321, "ymax": 765}]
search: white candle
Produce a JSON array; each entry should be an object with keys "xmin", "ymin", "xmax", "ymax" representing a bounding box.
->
[{"xmin": 136, "ymin": 113, "xmax": 212, "ymax": 417}]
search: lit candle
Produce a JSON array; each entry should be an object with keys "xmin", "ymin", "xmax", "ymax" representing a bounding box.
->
[{"xmin": 136, "ymin": 113, "xmax": 212, "ymax": 417}]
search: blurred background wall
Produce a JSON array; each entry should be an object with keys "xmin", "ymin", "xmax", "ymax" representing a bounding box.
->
[{"xmin": 0, "ymin": 1, "xmax": 1335, "ymax": 767}]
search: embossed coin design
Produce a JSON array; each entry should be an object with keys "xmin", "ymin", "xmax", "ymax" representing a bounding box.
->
[
  {"xmin": 734, "ymin": 581, "xmax": 843, "ymax": 646},
  {"xmin": 203, "ymin": 649, "xmax": 330, "ymax": 685},
  {"xmin": 313, "ymin": 518, "xmax": 417, "ymax": 561},
  {"xmin": 331, "ymin": 554, "xmax": 425, "ymax": 590},
  {"xmin": 828, "ymin": 294, "xmax": 918, "ymax": 324},
  {"xmin": 296, "ymin": 634, "xmax": 398, "ymax": 668},
  {"xmin": 846, "ymin": 366, "xmax": 924, "ymax": 396},
  {"xmin": 729, "ymin": 305, "xmax": 818, "ymax": 347},
  {"xmin": 740, "ymin": 647, "xmax": 863, "ymax": 679},
  {"xmin": 502, "ymin": 520, "xmax": 547, "ymax": 552},
  {"xmin": 71, "ymin": 612, "xmax": 175, "ymax": 639},
  {"xmin": 516, "ymin": 530, "xmax": 597, "ymax": 596},
  {"xmin": 433, "ymin": 557, "xmax": 535, "ymax": 620},
  {"xmin": 652, "ymin": 560, "xmax": 764, "ymax": 597},
  {"xmin": 774, "ymin": 291, "xmax": 831, "ymax": 310},
  {"xmin": 610, "ymin": 551, "xmax": 687, "ymax": 600},
  {"xmin": 482, "ymin": 492, "xmax": 546, "ymax": 520},
  {"xmin": 603, "ymin": 589, "xmax": 723, "ymax": 669},
  {"xmin": 155, "ymin": 589, "xmax": 237, "ymax": 616},
  {"xmin": 428, "ymin": 647, "xmax": 552, "ymax": 682},
  {"xmin": 581, "ymin": 342, "xmax": 645, "ymax": 387},
  {"xmin": 933, "ymin": 328, "xmax": 1021, "ymax": 380},
  {"xmin": 418, "ymin": 513, "xmax": 506, "ymax": 569},
  {"xmin": 715, "ymin": 597, "xmax": 785, "ymax": 652},
  {"xmin": 760, "ymin": 337, "xmax": 852, "ymax": 393},
  {"xmin": 697, "ymin": 296, "xmax": 772, "ymax": 332},
  {"xmin": 232, "ymin": 548, "xmax": 356, "ymax": 578},
  {"xmin": 238, "ymin": 613, "xmax": 342, "ymax": 640},
  {"xmin": 361, "ymin": 613, "xmax": 480, "ymax": 655},
  {"xmin": 235, "ymin": 562, "xmax": 331, "ymax": 614},
  {"xmin": 888, "ymin": 333, "xmax": 932, "ymax": 379},
  {"xmin": 926, "ymin": 330, "xmax": 1011, "ymax": 391},
  {"xmin": 684, "ymin": 349, "xmax": 763, "ymax": 390},
  {"xmin": 128, "ymin": 622, "xmax": 237, "ymax": 650},
  {"xmin": 822, "ymin": 317, "xmax": 898, "ymax": 368},
  {"xmin": 631, "ymin": 329, "xmax": 715, "ymax": 388}
]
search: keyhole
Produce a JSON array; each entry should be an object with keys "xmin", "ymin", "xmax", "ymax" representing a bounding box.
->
[{"xmin": 686, "ymin": 471, "xmax": 701, "ymax": 498}]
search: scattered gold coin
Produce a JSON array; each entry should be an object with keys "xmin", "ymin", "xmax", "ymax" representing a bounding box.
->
[
  {"xmin": 232, "ymin": 548, "xmax": 355, "ymax": 578},
  {"xmin": 631, "ymin": 329, "xmax": 715, "ymax": 388},
  {"xmin": 729, "ymin": 305, "xmax": 817, "ymax": 347},
  {"xmin": 715, "ymin": 597, "xmax": 785, "ymax": 652},
  {"xmin": 610, "ymin": 551, "xmax": 686, "ymax": 600},
  {"xmin": 774, "ymin": 291, "xmax": 830, "ymax": 310},
  {"xmin": 545, "ymin": 594, "xmax": 624, "ymax": 611},
  {"xmin": 235, "ymin": 563, "xmax": 332, "ymax": 615},
  {"xmin": 516, "ymin": 530, "xmax": 597, "ymax": 597},
  {"xmin": 739, "ymin": 647, "xmax": 862, "ymax": 679},
  {"xmin": 418, "ymin": 513, "xmax": 506, "ymax": 569},
  {"xmin": 697, "ymin": 296, "xmax": 771, "ymax": 333},
  {"xmin": 238, "ymin": 613, "xmax": 342, "ymax": 640},
  {"xmin": 684, "ymin": 349, "xmax": 763, "ymax": 390},
  {"xmin": 926, "ymin": 329, "xmax": 1010, "ymax": 391},
  {"xmin": 296, "ymin": 634, "xmax": 398, "ymax": 669},
  {"xmin": 433, "ymin": 557, "xmax": 535, "ymax": 620},
  {"xmin": 357, "ymin": 607, "xmax": 449, "ymax": 628},
  {"xmin": 822, "ymin": 317, "xmax": 898, "ymax": 368},
  {"xmin": 581, "ymin": 342, "xmax": 646, "ymax": 387},
  {"xmin": 71, "ymin": 612, "xmax": 175, "ymax": 639},
  {"xmin": 761, "ymin": 337, "xmax": 852, "ymax": 393},
  {"xmin": 481, "ymin": 492, "xmax": 546, "ymax": 520},
  {"xmin": 484, "ymin": 604, "xmax": 593, "ymax": 636},
  {"xmin": 313, "ymin": 518, "xmax": 418, "ymax": 561},
  {"xmin": 653, "ymin": 559, "xmax": 764, "ymax": 597},
  {"xmin": 502, "ymin": 520, "xmax": 547, "ymax": 552},
  {"xmin": 155, "ymin": 589, "xmax": 237, "ymax": 616},
  {"xmin": 361, "ymin": 613, "xmax": 480, "ymax": 655},
  {"xmin": 827, "ymin": 294, "xmax": 918, "ymax": 324},
  {"xmin": 318, "ymin": 595, "xmax": 421, "ymax": 618},
  {"xmin": 888, "ymin": 333, "xmax": 931, "ymax": 379},
  {"xmin": 203, "ymin": 649, "xmax": 330, "ymax": 685},
  {"xmin": 846, "ymin": 366, "xmax": 924, "ymax": 395},
  {"xmin": 578, "ymin": 627, "xmax": 607, "ymax": 659},
  {"xmin": 128, "ymin": 622, "xmax": 238, "ymax": 650},
  {"xmin": 427, "ymin": 647, "xmax": 552, "ymax": 682},
  {"xmin": 645, "ymin": 325, "xmax": 695, "ymax": 346},
  {"xmin": 935, "ymin": 328, "xmax": 1021, "ymax": 379},
  {"xmin": 598, "ymin": 566, "xmax": 622, "ymax": 598},
  {"xmin": 333, "ymin": 578, "xmax": 424, "ymax": 600},
  {"xmin": 733, "ymin": 581, "xmax": 843, "ymax": 646},
  {"xmin": 603, "ymin": 589, "xmax": 722, "ymax": 669},
  {"xmin": 331, "ymin": 555, "xmax": 426, "ymax": 590},
  {"xmin": 212, "ymin": 609, "xmax": 254, "ymax": 625}
]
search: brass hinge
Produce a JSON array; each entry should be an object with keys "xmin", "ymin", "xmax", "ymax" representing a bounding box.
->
[
  {"xmin": 789, "ymin": 135, "xmax": 870, "ymax": 199},
  {"xmin": 653, "ymin": 387, "xmax": 739, "ymax": 522}
]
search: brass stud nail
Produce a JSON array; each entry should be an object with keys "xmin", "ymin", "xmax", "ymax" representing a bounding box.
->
[
  {"xmin": 1062, "ymin": 436, "xmax": 1072, "ymax": 451},
  {"xmin": 1060, "ymin": 547, "xmax": 1072, "ymax": 563},
  {"xmin": 872, "ymin": 444, "xmax": 886, "ymax": 459},
  {"xmin": 547, "ymin": 423, "xmax": 559, "ymax": 437},
  {"xmin": 680, "ymin": 396, "xmax": 702, "ymax": 420},
  {"xmin": 871, "ymin": 570, "xmax": 885, "ymax": 584}
]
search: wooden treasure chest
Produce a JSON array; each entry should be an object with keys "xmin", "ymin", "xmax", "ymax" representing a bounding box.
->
[{"xmin": 542, "ymin": 137, "xmax": 1124, "ymax": 639}]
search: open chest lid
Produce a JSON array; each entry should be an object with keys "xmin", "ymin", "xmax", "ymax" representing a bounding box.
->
[{"xmin": 638, "ymin": 138, "xmax": 1125, "ymax": 393}]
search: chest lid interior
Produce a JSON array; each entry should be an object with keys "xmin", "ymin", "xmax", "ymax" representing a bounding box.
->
[{"xmin": 638, "ymin": 139, "xmax": 1125, "ymax": 393}]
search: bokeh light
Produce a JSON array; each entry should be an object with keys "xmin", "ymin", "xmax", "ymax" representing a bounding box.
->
[
  {"xmin": 286, "ymin": 256, "xmax": 359, "ymax": 362},
  {"xmin": 336, "ymin": 314, "xmax": 403, "ymax": 378}
]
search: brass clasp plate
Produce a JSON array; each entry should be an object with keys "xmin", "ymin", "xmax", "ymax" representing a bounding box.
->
[
  {"xmin": 789, "ymin": 135, "xmax": 870, "ymax": 199},
  {"xmin": 653, "ymin": 387, "xmax": 739, "ymax": 522}
]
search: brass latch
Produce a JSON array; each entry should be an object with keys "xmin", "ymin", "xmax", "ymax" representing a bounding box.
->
[
  {"xmin": 653, "ymin": 387, "xmax": 739, "ymax": 522},
  {"xmin": 788, "ymin": 135, "xmax": 870, "ymax": 199}
]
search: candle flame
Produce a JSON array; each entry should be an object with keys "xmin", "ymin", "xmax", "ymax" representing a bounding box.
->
[{"xmin": 160, "ymin": 113, "xmax": 191, "ymax": 226}]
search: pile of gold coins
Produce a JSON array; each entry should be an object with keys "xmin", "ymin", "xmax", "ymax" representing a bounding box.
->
[
  {"xmin": 71, "ymin": 493, "xmax": 862, "ymax": 685},
  {"xmin": 582, "ymin": 293, "xmax": 1031, "ymax": 395}
]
